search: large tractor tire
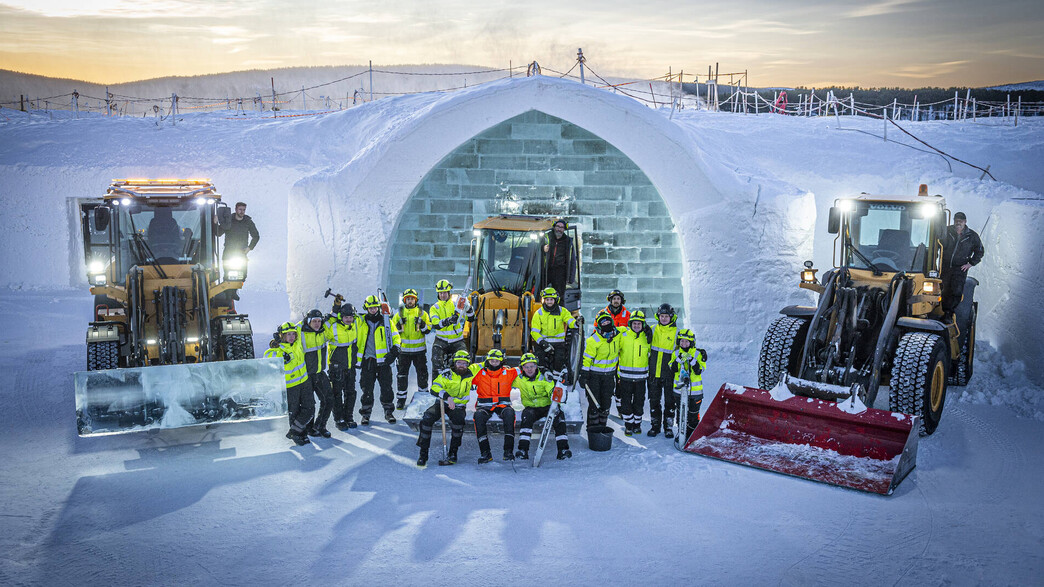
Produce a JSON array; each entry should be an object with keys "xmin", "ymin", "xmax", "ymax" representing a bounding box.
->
[
  {"xmin": 87, "ymin": 340, "xmax": 119, "ymax": 370},
  {"xmin": 948, "ymin": 303, "xmax": 976, "ymax": 387},
  {"xmin": 889, "ymin": 332, "xmax": 949, "ymax": 436},
  {"xmin": 224, "ymin": 334, "xmax": 255, "ymax": 360},
  {"xmin": 757, "ymin": 316, "xmax": 809, "ymax": 389}
]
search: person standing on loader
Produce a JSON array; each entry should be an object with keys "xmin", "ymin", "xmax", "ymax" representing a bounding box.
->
[
  {"xmin": 669, "ymin": 329, "xmax": 707, "ymax": 443},
  {"xmin": 616, "ymin": 310, "xmax": 652, "ymax": 436},
  {"xmin": 326, "ymin": 301, "xmax": 359, "ymax": 430},
  {"xmin": 542, "ymin": 219, "xmax": 573, "ymax": 296},
  {"xmin": 472, "ymin": 349, "xmax": 519, "ymax": 463},
  {"xmin": 214, "ymin": 201, "xmax": 259, "ymax": 295},
  {"xmin": 429, "ymin": 279, "xmax": 469, "ymax": 374},
  {"xmin": 264, "ymin": 322, "xmax": 312, "ymax": 446},
  {"xmin": 647, "ymin": 303, "xmax": 679, "ymax": 438},
  {"xmin": 391, "ymin": 288, "xmax": 432, "ymax": 410},
  {"xmin": 299, "ymin": 309, "xmax": 334, "ymax": 438},
  {"xmin": 530, "ymin": 287, "xmax": 577, "ymax": 376},
  {"xmin": 415, "ymin": 350, "xmax": 480, "ymax": 466},
  {"xmin": 514, "ymin": 352, "xmax": 572, "ymax": 461},
  {"xmin": 579, "ymin": 311, "xmax": 622, "ymax": 440},
  {"xmin": 354, "ymin": 295, "xmax": 402, "ymax": 425},
  {"xmin": 941, "ymin": 212, "xmax": 985, "ymax": 320}
]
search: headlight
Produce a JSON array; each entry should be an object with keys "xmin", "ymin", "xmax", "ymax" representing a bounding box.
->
[
  {"xmin": 838, "ymin": 199, "xmax": 857, "ymax": 212},
  {"xmin": 88, "ymin": 260, "xmax": 105, "ymax": 274},
  {"xmin": 226, "ymin": 270, "xmax": 244, "ymax": 281},
  {"xmin": 529, "ymin": 232, "xmax": 539, "ymax": 240},
  {"xmin": 223, "ymin": 257, "xmax": 246, "ymax": 270},
  {"xmin": 918, "ymin": 203, "xmax": 939, "ymax": 218},
  {"xmin": 90, "ymin": 274, "xmax": 107, "ymax": 285},
  {"xmin": 801, "ymin": 269, "xmax": 818, "ymax": 283},
  {"xmin": 473, "ymin": 230, "xmax": 482, "ymax": 237},
  {"xmin": 923, "ymin": 280, "xmax": 940, "ymax": 294}
]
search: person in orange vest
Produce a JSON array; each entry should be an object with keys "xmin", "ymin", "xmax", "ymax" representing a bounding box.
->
[
  {"xmin": 603, "ymin": 289, "xmax": 630, "ymax": 328},
  {"xmin": 471, "ymin": 348, "xmax": 518, "ymax": 463}
]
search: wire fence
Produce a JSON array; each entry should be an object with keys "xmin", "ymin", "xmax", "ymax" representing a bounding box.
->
[{"xmin": 4, "ymin": 52, "xmax": 1042, "ymax": 125}]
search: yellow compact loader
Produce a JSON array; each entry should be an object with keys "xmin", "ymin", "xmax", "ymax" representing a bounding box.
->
[
  {"xmin": 684, "ymin": 185, "xmax": 977, "ymax": 494},
  {"xmin": 74, "ymin": 179, "xmax": 286, "ymax": 436}
]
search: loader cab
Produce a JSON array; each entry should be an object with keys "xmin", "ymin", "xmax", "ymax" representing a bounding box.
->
[
  {"xmin": 828, "ymin": 194, "xmax": 946, "ymax": 276},
  {"xmin": 81, "ymin": 180, "xmax": 223, "ymax": 287}
]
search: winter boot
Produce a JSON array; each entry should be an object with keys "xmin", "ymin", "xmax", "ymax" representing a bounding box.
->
[
  {"xmin": 307, "ymin": 426, "xmax": 321, "ymax": 438},
  {"xmin": 446, "ymin": 449, "xmax": 458, "ymax": 464},
  {"xmin": 285, "ymin": 430, "xmax": 294, "ymax": 439},
  {"xmin": 318, "ymin": 428, "xmax": 332, "ymax": 438},
  {"xmin": 396, "ymin": 398, "xmax": 406, "ymax": 411},
  {"xmin": 292, "ymin": 435, "xmax": 310, "ymax": 446},
  {"xmin": 633, "ymin": 422, "xmax": 642, "ymax": 435},
  {"xmin": 557, "ymin": 448, "xmax": 572, "ymax": 460},
  {"xmin": 515, "ymin": 449, "xmax": 529, "ymax": 460},
  {"xmin": 335, "ymin": 420, "xmax": 348, "ymax": 431},
  {"xmin": 664, "ymin": 427, "xmax": 674, "ymax": 439},
  {"xmin": 385, "ymin": 410, "xmax": 397, "ymax": 424},
  {"xmin": 647, "ymin": 425, "xmax": 659, "ymax": 437},
  {"xmin": 417, "ymin": 448, "xmax": 428, "ymax": 467},
  {"xmin": 477, "ymin": 452, "xmax": 494, "ymax": 464},
  {"xmin": 503, "ymin": 449, "xmax": 515, "ymax": 461},
  {"xmin": 360, "ymin": 414, "xmax": 370, "ymax": 426},
  {"xmin": 624, "ymin": 422, "xmax": 633, "ymax": 437},
  {"xmin": 347, "ymin": 419, "xmax": 358, "ymax": 429}
]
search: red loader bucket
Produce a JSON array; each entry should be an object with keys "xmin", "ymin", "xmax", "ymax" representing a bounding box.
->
[{"xmin": 682, "ymin": 384, "xmax": 919, "ymax": 495}]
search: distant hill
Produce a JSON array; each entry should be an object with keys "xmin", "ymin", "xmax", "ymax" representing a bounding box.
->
[{"xmin": 987, "ymin": 81, "xmax": 1044, "ymax": 92}]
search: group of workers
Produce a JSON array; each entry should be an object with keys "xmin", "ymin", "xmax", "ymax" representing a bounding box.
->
[{"xmin": 263, "ymin": 283, "xmax": 707, "ymax": 468}]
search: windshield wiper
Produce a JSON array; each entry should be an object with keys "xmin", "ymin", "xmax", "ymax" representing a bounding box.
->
[
  {"xmin": 845, "ymin": 237, "xmax": 883, "ymax": 276},
  {"xmin": 478, "ymin": 258, "xmax": 503, "ymax": 295},
  {"xmin": 131, "ymin": 231, "xmax": 168, "ymax": 279}
]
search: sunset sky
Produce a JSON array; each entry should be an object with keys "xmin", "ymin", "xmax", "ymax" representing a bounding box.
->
[{"xmin": 1, "ymin": 0, "xmax": 1041, "ymax": 87}]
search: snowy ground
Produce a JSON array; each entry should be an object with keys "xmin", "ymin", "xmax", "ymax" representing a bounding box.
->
[{"xmin": 1, "ymin": 289, "xmax": 1041, "ymax": 585}]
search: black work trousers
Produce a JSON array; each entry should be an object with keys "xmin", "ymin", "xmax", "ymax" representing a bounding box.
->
[
  {"xmin": 647, "ymin": 374, "xmax": 675, "ymax": 431},
  {"xmin": 617, "ymin": 377, "xmax": 647, "ymax": 426},
  {"xmin": 359, "ymin": 359, "xmax": 394, "ymax": 416},
  {"xmin": 307, "ymin": 371, "xmax": 333, "ymax": 432},
  {"xmin": 286, "ymin": 381, "xmax": 315, "ymax": 437},
  {"xmin": 518, "ymin": 405, "xmax": 569, "ymax": 453},
  {"xmin": 585, "ymin": 372, "xmax": 616, "ymax": 433},
  {"xmin": 417, "ymin": 399, "xmax": 466, "ymax": 453},
  {"xmin": 431, "ymin": 339, "xmax": 465, "ymax": 375},
  {"xmin": 941, "ymin": 267, "xmax": 968, "ymax": 314},
  {"xmin": 473, "ymin": 405, "xmax": 516, "ymax": 455},
  {"xmin": 536, "ymin": 341, "xmax": 569, "ymax": 374},
  {"xmin": 330, "ymin": 363, "xmax": 356, "ymax": 424},
  {"xmin": 396, "ymin": 352, "xmax": 430, "ymax": 401}
]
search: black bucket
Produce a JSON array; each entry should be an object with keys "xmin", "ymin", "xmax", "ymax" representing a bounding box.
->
[{"xmin": 588, "ymin": 426, "xmax": 614, "ymax": 451}]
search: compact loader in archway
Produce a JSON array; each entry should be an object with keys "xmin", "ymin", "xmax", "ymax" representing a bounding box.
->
[
  {"xmin": 683, "ymin": 186, "xmax": 978, "ymax": 494},
  {"xmin": 405, "ymin": 214, "xmax": 586, "ymax": 434},
  {"xmin": 74, "ymin": 179, "xmax": 286, "ymax": 436}
]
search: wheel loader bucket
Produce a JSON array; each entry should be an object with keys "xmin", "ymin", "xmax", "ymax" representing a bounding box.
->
[
  {"xmin": 74, "ymin": 357, "xmax": 288, "ymax": 436},
  {"xmin": 682, "ymin": 383, "xmax": 919, "ymax": 495}
]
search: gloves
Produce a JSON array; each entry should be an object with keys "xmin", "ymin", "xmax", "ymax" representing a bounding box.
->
[
  {"xmin": 329, "ymin": 363, "xmax": 345, "ymax": 382},
  {"xmin": 692, "ymin": 363, "xmax": 703, "ymax": 376},
  {"xmin": 541, "ymin": 340, "xmax": 555, "ymax": 356},
  {"xmin": 385, "ymin": 347, "xmax": 400, "ymax": 364},
  {"xmin": 697, "ymin": 348, "xmax": 708, "ymax": 362},
  {"xmin": 577, "ymin": 371, "xmax": 588, "ymax": 390}
]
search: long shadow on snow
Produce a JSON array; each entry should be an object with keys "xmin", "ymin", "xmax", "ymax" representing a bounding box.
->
[{"xmin": 35, "ymin": 437, "xmax": 330, "ymax": 584}]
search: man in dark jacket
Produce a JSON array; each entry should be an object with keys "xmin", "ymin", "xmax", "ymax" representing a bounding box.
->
[
  {"xmin": 215, "ymin": 202, "xmax": 260, "ymax": 281},
  {"xmin": 941, "ymin": 212, "xmax": 984, "ymax": 318},
  {"xmin": 542, "ymin": 219, "xmax": 572, "ymax": 296}
]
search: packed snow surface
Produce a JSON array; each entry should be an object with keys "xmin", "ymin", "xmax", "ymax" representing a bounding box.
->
[{"xmin": 0, "ymin": 76, "xmax": 1042, "ymax": 583}]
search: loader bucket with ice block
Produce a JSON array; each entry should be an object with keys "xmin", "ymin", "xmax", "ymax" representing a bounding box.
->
[
  {"xmin": 74, "ymin": 357, "xmax": 288, "ymax": 436},
  {"xmin": 682, "ymin": 383, "xmax": 919, "ymax": 495}
]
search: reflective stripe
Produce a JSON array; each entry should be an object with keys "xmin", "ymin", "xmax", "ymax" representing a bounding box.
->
[
  {"xmin": 542, "ymin": 334, "xmax": 566, "ymax": 342},
  {"xmin": 286, "ymin": 370, "xmax": 308, "ymax": 385},
  {"xmin": 330, "ymin": 342, "xmax": 353, "ymax": 348},
  {"xmin": 588, "ymin": 365, "xmax": 617, "ymax": 373},
  {"xmin": 651, "ymin": 345, "xmax": 672, "ymax": 354}
]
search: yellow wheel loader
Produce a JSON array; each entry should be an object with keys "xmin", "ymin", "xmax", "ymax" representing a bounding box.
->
[
  {"xmin": 405, "ymin": 214, "xmax": 586, "ymax": 433},
  {"xmin": 683, "ymin": 185, "xmax": 977, "ymax": 494},
  {"xmin": 74, "ymin": 180, "xmax": 286, "ymax": 436}
]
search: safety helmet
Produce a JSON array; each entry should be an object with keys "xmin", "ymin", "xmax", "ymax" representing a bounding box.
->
[
  {"xmin": 277, "ymin": 321, "xmax": 298, "ymax": 334},
  {"xmin": 595, "ymin": 310, "xmax": 615, "ymax": 329},
  {"xmin": 435, "ymin": 280, "xmax": 453, "ymax": 293},
  {"xmin": 338, "ymin": 303, "xmax": 356, "ymax": 318},
  {"xmin": 452, "ymin": 349, "xmax": 471, "ymax": 364},
  {"xmin": 485, "ymin": 349, "xmax": 505, "ymax": 363},
  {"xmin": 606, "ymin": 289, "xmax": 626, "ymax": 304},
  {"xmin": 305, "ymin": 308, "xmax": 323, "ymax": 321},
  {"xmin": 629, "ymin": 310, "xmax": 646, "ymax": 324},
  {"xmin": 553, "ymin": 219, "xmax": 568, "ymax": 230},
  {"xmin": 520, "ymin": 352, "xmax": 538, "ymax": 367},
  {"xmin": 541, "ymin": 287, "xmax": 559, "ymax": 301},
  {"xmin": 657, "ymin": 303, "xmax": 675, "ymax": 317},
  {"xmin": 677, "ymin": 329, "xmax": 695, "ymax": 346},
  {"xmin": 402, "ymin": 288, "xmax": 419, "ymax": 302},
  {"xmin": 363, "ymin": 295, "xmax": 381, "ymax": 310}
]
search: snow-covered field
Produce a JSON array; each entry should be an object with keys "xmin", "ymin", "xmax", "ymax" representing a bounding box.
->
[{"xmin": 1, "ymin": 75, "xmax": 1042, "ymax": 584}]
